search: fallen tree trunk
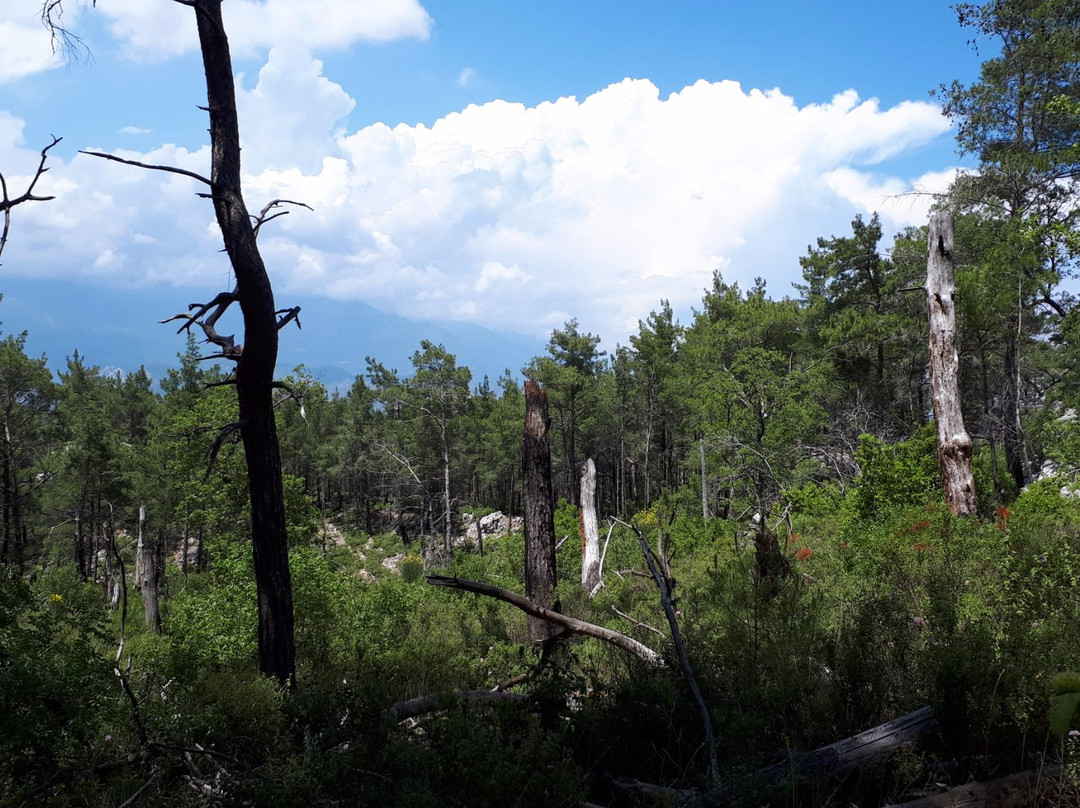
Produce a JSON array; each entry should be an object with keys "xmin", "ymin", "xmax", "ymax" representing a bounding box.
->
[
  {"xmin": 888, "ymin": 765, "xmax": 1060, "ymax": 808},
  {"xmin": 606, "ymin": 706, "xmax": 937, "ymax": 806},
  {"xmin": 425, "ymin": 574, "xmax": 664, "ymax": 666},
  {"xmin": 759, "ymin": 705, "xmax": 936, "ymax": 779},
  {"xmin": 384, "ymin": 690, "xmax": 532, "ymax": 724}
]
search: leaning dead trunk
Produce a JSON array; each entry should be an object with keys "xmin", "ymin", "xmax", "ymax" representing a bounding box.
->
[
  {"xmin": 926, "ymin": 212, "xmax": 978, "ymax": 517},
  {"xmin": 523, "ymin": 380, "xmax": 558, "ymax": 642},
  {"xmin": 580, "ymin": 457, "xmax": 601, "ymax": 593}
]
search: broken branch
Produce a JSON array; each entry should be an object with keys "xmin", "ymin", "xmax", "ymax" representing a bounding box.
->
[
  {"xmin": 425, "ymin": 574, "xmax": 664, "ymax": 666},
  {"xmin": 79, "ymin": 149, "xmax": 212, "ymax": 186},
  {"xmin": 0, "ymin": 135, "xmax": 61, "ymax": 263}
]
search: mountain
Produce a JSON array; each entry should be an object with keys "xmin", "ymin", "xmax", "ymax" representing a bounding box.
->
[{"xmin": 0, "ymin": 278, "xmax": 544, "ymax": 391}]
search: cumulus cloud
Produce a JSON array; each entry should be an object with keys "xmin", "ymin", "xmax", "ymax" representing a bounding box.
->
[
  {"xmin": 823, "ymin": 166, "xmax": 959, "ymax": 229},
  {"xmin": 0, "ymin": 50, "xmax": 956, "ymax": 345},
  {"xmin": 95, "ymin": 0, "xmax": 432, "ymax": 62},
  {"xmin": 0, "ymin": 0, "xmax": 69, "ymax": 84}
]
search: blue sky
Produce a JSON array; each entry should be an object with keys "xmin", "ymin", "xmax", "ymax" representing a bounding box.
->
[{"xmin": 0, "ymin": 0, "xmax": 986, "ymax": 381}]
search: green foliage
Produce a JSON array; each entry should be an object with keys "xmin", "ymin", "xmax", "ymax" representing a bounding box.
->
[
  {"xmin": 0, "ymin": 567, "xmax": 116, "ymax": 804},
  {"xmin": 399, "ymin": 552, "xmax": 424, "ymax": 582},
  {"xmin": 852, "ymin": 427, "xmax": 941, "ymax": 519}
]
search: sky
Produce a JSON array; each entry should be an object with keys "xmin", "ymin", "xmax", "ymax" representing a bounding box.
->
[{"xmin": 0, "ymin": 0, "xmax": 987, "ymax": 382}]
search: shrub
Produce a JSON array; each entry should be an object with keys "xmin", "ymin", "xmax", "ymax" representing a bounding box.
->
[{"xmin": 400, "ymin": 553, "xmax": 424, "ymax": 583}]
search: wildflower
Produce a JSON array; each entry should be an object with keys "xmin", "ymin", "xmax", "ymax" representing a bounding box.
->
[
  {"xmin": 1032, "ymin": 621, "xmax": 1039, "ymax": 629},
  {"xmin": 105, "ymin": 735, "xmax": 112, "ymax": 742},
  {"xmin": 795, "ymin": 547, "xmax": 813, "ymax": 562},
  {"xmin": 48, "ymin": 593, "xmax": 63, "ymax": 603},
  {"xmin": 1070, "ymin": 730, "xmax": 1080, "ymax": 738}
]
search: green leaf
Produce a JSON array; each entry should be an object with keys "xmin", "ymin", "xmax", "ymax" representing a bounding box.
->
[{"xmin": 1049, "ymin": 691, "xmax": 1080, "ymax": 735}]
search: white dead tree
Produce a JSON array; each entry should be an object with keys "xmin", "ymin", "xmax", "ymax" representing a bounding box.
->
[
  {"xmin": 926, "ymin": 211, "xmax": 978, "ymax": 516},
  {"xmin": 580, "ymin": 457, "xmax": 602, "ymax": 594}
]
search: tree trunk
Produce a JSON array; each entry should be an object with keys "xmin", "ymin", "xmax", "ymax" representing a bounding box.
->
[
  {"xmin": 926, "ymin": 212, "xmax": 978, "ymax": 517},
  {"xmin": 580, "ymin": 457, "xmax": 601, "ymax": 593},
  {"xmin": 699, "ymin": 434, "xmax": 708, "ymax": 519},
  {"xmin": 442, "ymin": 421, "xmax": 452, "ymax": 553},
  {"xmin": 192, "ymin": 0, "xmax": 295, "ymax": 686},
  {"xmin": 523, "ymin": 380, "xmax": 558, "ymax": 642},
  {"xmin": 135, "ymin": 504, "xmax": 160, "ymax": 634},
  {"xmin": 1001, "ymin": 335, "xmax": 1029, "ymax": 491}
]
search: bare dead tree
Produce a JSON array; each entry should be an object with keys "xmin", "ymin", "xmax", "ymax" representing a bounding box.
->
[
  {"xmin": 926, "ymin": 212, "xmax": 978, "ymax": 517},
  {"xmin": 43, "ymin": 0, "xmax": 305, "ymax": 686},
  {"xmin": 580, "ymin": 457, "xmax": 601, "ymax": 594},
  {"xmin": 0, "ymin": 136, "xmax": 61, "ymax": 263}
]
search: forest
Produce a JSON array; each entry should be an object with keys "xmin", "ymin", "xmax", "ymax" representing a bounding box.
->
[{"xmin": 5, "ymin": 0, "xmax": 1080, "ymax": 806}]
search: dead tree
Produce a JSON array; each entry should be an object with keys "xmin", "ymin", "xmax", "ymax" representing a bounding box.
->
[
  {"xmin": 45, "ymin": 0, "xmax": 305, "ymax": 686},
  {"xmin": 580, "ymin": 457, "xmax": 601, "ymax": 594},
  {"xmin": 0, "ymin": 136, "xmax": 60, "ymax": 264},
  {"xmin": 523, "ymin": 380, "xmax": 558, "ymax": 643},
  {"xmin": 927, "ymin": 212, "xmax": 978, "ymax": 517},
  {"xmin": 134, "ymin": 504, "xmax": 160, "ymax": 634}
]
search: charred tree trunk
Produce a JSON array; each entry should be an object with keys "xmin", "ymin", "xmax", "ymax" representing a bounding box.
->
[
  {"xmin": 580, "ymin": 457, "xmax": 601, "ymax": 594},
  {"xmin": 926, "ymin": 212, "xmax": 978, "ymax": 517},
  {"xmin": 523, "ymin": 380, "xmax": 558, "ymax": 642},
  {"xmin": 192, "ymin": 0, "xmax": 295, "ymax": 686}
]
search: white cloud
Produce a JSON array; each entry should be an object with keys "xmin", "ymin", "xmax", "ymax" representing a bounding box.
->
[
  {"xmin": 0, "ymin": 1, "xmax": 69, "ymax": 83},
  {"xmin": 0, "ymin": 55, "xmax": 957, "ymax": 346},
  {"xmin": 823, "ymin": 166, "xmax": 959, "ymax": 228},
  {"xmin": 236, "ymin": 44, "xmax": 355, "ymax": 173},
  {"xmin": 457, "ymin": 67, "xmax": 477, "ymax": 87},
  {"xmin": 120, "ymin": 126, "xmax": 151, "ymax": 135},
  {"xmin": 96, "ymin": 0, "xmax": 432, "ymax": 62}
]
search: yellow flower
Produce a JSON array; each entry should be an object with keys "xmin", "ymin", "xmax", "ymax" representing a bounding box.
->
[{"xmin": 48, "ymin": 593, "xmax": 63, "ymax": 603}]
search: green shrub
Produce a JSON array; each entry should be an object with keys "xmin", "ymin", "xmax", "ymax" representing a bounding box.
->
[{"xmin": 400, "ymin": 553, "xmax": 424, "ymax": 583}]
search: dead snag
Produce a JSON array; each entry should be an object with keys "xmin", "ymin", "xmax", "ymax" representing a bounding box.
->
[
  {"xmin": 926, "ymin": 212, "xmax": 978, "ymax": 517},
  {"xmin": 523, "ymin": 380, "xmax": 558, "ymax": 643},
  {"xmin": 580, "ymin": 457, "xmax": 601, "ymax": 594}
]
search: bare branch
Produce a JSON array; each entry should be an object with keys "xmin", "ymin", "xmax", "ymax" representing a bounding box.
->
[
  {"xmin": 616, "ymin": 518, "xmax": 719, "ymax": 782},
  {"xmin": 0, "ymin": 136, "xmax": 62, "ymax": 263},
  {"xmin": 206, "ymin": 420, "xmax": 247, "ymax": 476},
  {"xmin": 611, "ymin": 605, "xmax": 665, "ymax": 637},
  {"xmin": 425, "ymin": 574, "xmax": 664, "ymax": 666},
  {"xmin": 275, "ymin": 306, "xmax": 301, "ymax": 331},
  {"xmin": 160, "ymin": 288, "xmax": 242, "ymax": 359},
  {"xmin": 252, "ymin": 198, "xmax": 313, "ymax": 238},
  {"xmin": 79, "ymin": 150, "xmax": 212, "ymax": 187}
]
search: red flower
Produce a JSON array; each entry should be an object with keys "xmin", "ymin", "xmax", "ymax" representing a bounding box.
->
[{"xmin": 795, "ymin": 547, "xmax": 813, "ymax": 562}]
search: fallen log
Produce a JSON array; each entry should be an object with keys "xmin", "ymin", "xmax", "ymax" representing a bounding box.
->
[
  {"xmin": 606, "ymin": 706, "xmax": 938, "ymax": 806},
  {"xmin": 384, "ymin": 690, "xmax": 532, "ymax": 724},
  {"xmin": 887, "ymin": 765, "xmax": 1060, "ymax": 808},
  {"xmin": 759, "ymin": 705, "xmax": 937, "ymax": 779},
  {"xmin": 425, "ymin": 574, "xmax": 664, "ymax": 666}
]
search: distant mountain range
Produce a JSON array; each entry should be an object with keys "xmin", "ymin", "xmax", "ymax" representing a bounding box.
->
[{"xmin": 0, "ymin": 278, "xmax": 545, "ymax": 392}]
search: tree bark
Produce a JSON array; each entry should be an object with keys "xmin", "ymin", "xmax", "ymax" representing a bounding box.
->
[
  {"xmin": 192, "ymin": 0, "xmax": 295, "ymax": 686},
  {"xmin": 580, "ymin": 457, "xmax": 601, "ymax": 593},
  {"xmin": 523, "ymin": 380, "xmax": 558, "ymax": 642},
  {"xmin": 926, "ymin": 212, "xmax": 979, "ymax": 517},
  {"xmin": 134, "ymin": 504, "xmax": 160, "ymax": 634}
]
